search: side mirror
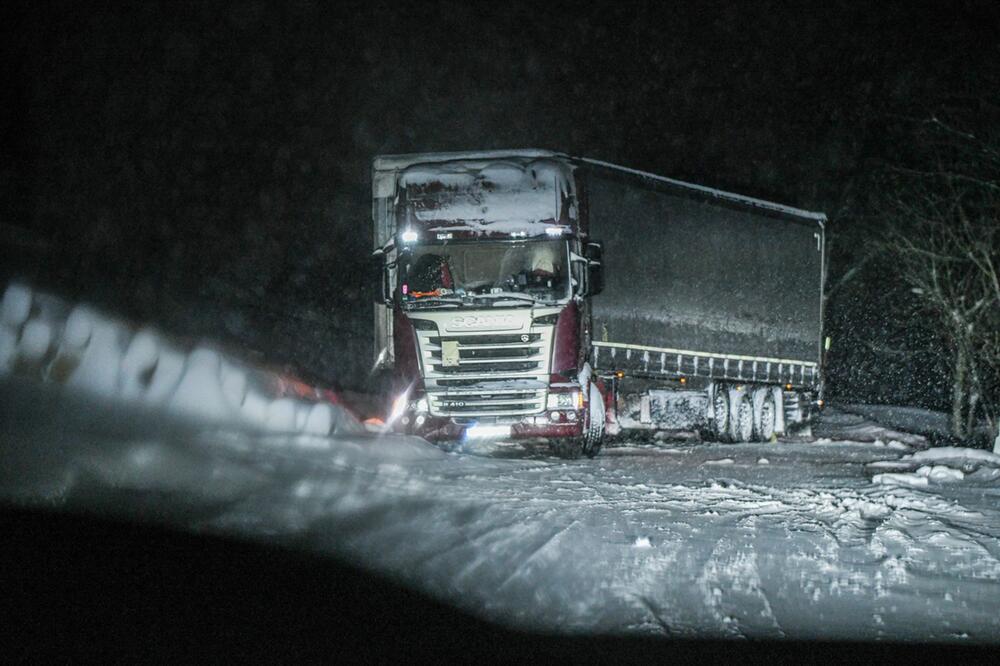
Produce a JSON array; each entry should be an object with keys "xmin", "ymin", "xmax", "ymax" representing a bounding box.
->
[
  {"xmin": 369, "ymin": 251, "xmax": 391, "ymax": 304},
  {"xmin": 586, "ymin": 241, "xmax": 604, "ymax": 296}
]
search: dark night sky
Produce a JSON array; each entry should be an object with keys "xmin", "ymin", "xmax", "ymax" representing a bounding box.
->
[{"xmin": 2, "ymin": 0, "xmax": 998, "ymax": 404}]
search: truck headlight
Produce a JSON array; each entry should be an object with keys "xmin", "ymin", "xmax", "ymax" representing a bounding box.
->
[
  {"xmin": 547, "ymin": 391, "xmax": 581, "ymax": 410},
  {"xmin": 409, "ymin": 397, "xmax": 429, "ymax": 413}
]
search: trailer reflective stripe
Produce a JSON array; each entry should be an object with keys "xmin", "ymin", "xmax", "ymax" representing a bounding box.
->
[{"xmin": 592, "ymin": 341, "xmax": 818, "ymax": 369}]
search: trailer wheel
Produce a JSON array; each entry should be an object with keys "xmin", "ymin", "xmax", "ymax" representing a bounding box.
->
[
  {"xmin": 755, "ymin": 391, "xmax": 776, "ymax": 442},
  {"xmin": 712, "ymin": 385, "xmax": 730, "ymax": 443},
  {"xmin": 731, "ymin": 393, "xmax": 754, "ymax": 443}
]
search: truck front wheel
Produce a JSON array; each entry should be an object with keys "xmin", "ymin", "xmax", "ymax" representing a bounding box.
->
[
  {"xmin": 580, "ymin": 382, "xmax": 605, "ymax": 458},
  {"xmin": 580, "ymin": 416, "xmax": 604, "ymax": 458}
]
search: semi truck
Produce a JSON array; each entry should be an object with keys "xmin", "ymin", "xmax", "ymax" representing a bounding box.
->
[{"xmin": 370, "ymin": 150, "xmax": 826, "ymax": 456}]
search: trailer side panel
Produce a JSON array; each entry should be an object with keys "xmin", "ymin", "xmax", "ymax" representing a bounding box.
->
[{"xmin": 584, "ymin": 166, "xmax": 824, "ymax": 379}]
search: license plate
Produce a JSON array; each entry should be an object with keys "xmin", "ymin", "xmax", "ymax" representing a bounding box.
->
[{"xmin": 464, "ymin": 424, "xmax": 511, "ymax": 440}]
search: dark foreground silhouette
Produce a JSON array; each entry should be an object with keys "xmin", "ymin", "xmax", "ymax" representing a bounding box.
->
[{"xmin": 2, "ymin": 506, "xmax": 993, "ymax": 662}]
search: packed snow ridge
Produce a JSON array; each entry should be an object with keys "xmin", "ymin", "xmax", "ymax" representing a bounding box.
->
[
  {"xmin": 0, "ymin": 282, "xmax": 360, "ymax": 437},
  {"xmin": 869, "ymin": 444, "xmax": 1000, "ymax": 488}
]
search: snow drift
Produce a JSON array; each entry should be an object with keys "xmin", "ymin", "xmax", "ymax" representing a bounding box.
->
[
  {"xmin": 0, "ymin": 282, "xmax": 361, "ymax": 437},
  {"xmin": 870, "ymin": 445, "xmax": 1000, "ymax": 487}
]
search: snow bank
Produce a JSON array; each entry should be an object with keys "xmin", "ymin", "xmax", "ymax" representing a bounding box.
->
[
  {"xmin": 908, "ymin": 447, "xmax": 1000, "ymax": 467},
  {"xmin": 872, "ymin": 472, "xmax": 929, "ymax": 488},
  {"xmin": 838, "ymin": 403, "xmax": 952, "ymax": 436},
  {"xmin": 870, "ymin": 445, "xmax": 1000, "ymax": 488},
  {"xmin": 839, "ymin": 403, "xmax": 995, "ymax": 444},
  {"xmin": 873, "ymin": 464, "xmax": 966, "ymax": 488},
  {"xmin": 0, "ymin": 282, "xmax": 361, "ymax": 437},
  {"xmin": 815, "ymin": 407, "xmax": 927, "ymax": 448}
]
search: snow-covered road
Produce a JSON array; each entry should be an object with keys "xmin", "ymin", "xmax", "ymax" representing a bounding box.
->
[{"xmin": 3, "ymin": 379, "xmax": 1000, "ymax": 645}]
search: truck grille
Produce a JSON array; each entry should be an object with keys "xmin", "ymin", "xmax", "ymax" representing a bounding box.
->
[
  {"xmin": 432, "ymin": 360, "xmax": 540, "ymax": 374},
  {"xmin": 416, "ymin": 326, "xmax": 554, "ymax": 418}
]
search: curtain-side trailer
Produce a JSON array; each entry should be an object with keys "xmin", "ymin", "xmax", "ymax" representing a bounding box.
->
[
  {"xmin": 371, "ymin": 150, "xmax": 826, "ymax": 456},
  {"xmin": 581, "ymin": 159, "xmax": 826, "ymax": 443}
]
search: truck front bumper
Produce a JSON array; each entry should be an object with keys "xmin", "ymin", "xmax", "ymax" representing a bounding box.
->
[{"xmin": 395, "ymin": 413, "xmax": 584, "ymax": 442}]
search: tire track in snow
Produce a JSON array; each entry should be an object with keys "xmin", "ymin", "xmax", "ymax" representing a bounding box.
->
[
  {"xmin": 406, "ymin": 507, "xmax": 564, "ymax": 584},
  {"xmin": 494, "ymin": 518, "xmax": 583, "ymax": 592},
  {"xmin": 695, "ymin": 532, "xmax": 785, "ymax": 639}
]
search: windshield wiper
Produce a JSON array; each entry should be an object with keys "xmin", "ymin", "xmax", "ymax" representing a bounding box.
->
[
  {"xmin": 407, "ymin": 297, "xmax": 463, "ymax": 308},
  {"xmin": 474, "ymin": 292, "xmax": 539, "ymax": 306}
]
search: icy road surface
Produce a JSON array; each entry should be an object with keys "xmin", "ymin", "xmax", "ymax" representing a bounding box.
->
[{"xmin": 3, "ymin": 381, "xmax": 1000, "ymax": 645}]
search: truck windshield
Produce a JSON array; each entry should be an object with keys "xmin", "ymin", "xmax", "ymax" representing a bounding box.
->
[{"xmin": 399, "ymin": 239, "xmax": 571, "ymax": 308}]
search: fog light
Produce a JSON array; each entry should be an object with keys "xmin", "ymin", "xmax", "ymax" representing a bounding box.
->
[
  {"xmin": 567, "ymin": 411, "xmax": 577, "ymax": 421},
  {"xmin": 550, "ymin": 411, "xmax": 561, "ymax": 422},
  {"xmin": 415, "ymin": 414, "xmax": 426, "ymax": 426},
  {"xmin": 401, "ymin": 416, "xmax": 410, "ymax": 425}
]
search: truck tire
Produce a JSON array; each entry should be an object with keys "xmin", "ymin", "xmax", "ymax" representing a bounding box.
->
[
  {"xmin": 581, "ymin": 382, "xmax": 605, "ymax": 458},
  {"xmin": 755, "ymin": 390, "xmax": 777, "ymax": 442},
  {"xmin": 731, "ymin": 393, "xmax": 754, "ymax": 443},
  {"xmin": 580, "ymin": 415, "xmax": 604, "ymax": 458},
  {"xmin": 712, "ymin": 384, "xmax": 731, "ymax": 443}
]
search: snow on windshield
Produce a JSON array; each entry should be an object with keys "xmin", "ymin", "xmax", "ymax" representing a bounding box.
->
[{"xmin": 397, "ymin": 158, "xmax": 576, "ymax": 231}]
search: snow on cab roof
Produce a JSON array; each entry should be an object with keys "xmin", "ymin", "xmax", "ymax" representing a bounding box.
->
[
  {"xmin": 373, "ymin": 149, "xmax": 565, "ymax": 171},
  {"xmin": 397, "ymin": 157, "xmax": 576, "ymax": 227},
  {"xmin": 373, "ymin": 150, "xmax": 827, "ymax": 223}
]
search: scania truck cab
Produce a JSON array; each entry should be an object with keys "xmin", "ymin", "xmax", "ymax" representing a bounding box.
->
[{"xmin": 371, "ymin": 150, "xmax": 606, "ymax": 456}]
